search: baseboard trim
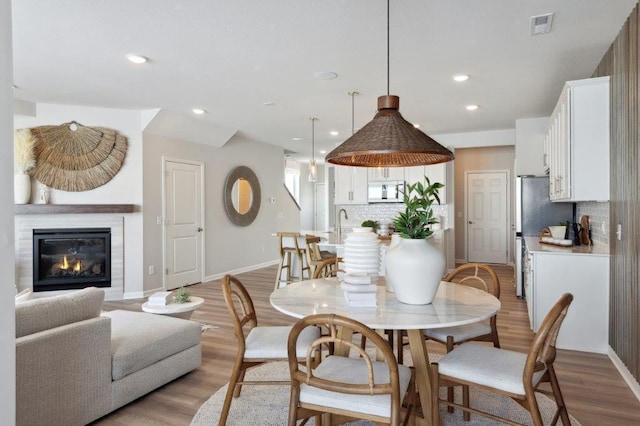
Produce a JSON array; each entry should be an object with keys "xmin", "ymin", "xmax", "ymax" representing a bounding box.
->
[
  {"xmin": 204, "ymin": 259, "xmax": 280, "ymax": 283},
  {"xmin": 123, "ymin": 260, "xmax": 280, "ymax": 299},
  {"xmin": 608, "ymin": 346, "xmax": 640, "ymax": 402},
  {"xmin": 455, "ymin": 258, "xmax": 467, "ymax": 265}
]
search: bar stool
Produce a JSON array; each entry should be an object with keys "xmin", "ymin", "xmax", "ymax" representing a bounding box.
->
[
  {"xmin": 275, "ymin": 232, "xmax": 310, "ymax": 290},
  {"xmin": 304, "ymin": 235, "xmax": 337, "ymax": 278}
]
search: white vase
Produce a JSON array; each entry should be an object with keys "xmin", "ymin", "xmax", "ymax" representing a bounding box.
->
[
  {"xmin": 385, "ymin": 236, "xmax": 445, "ymax": 304},
  {"xmin": 14, "ymin": 172, "xmax": 31, "ymax": 204},
  {"xmin": 383, "ymin": 233, "xmax": 402, "ymax": 292}
]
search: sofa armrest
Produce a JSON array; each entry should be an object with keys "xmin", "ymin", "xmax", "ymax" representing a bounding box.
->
[{"xmin": 16, "ymin": 316, "xmax": 112, "ymax": 426}]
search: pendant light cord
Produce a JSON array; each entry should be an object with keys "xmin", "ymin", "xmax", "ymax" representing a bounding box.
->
[
  {"xmin": 351, "ymin": 93, "xmax": 355, "ymax": 135},
  {"xmin": 386, "ymin": 0, "xmax": 390, "ymax": 96},
  {"xmin": 310, "ymin": 117, "xmax": 316, "ymax": 161}
]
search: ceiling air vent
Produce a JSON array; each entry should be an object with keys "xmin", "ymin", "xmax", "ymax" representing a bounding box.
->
[{"xmin": 530, "ymin": 13, "xmax": 554, "ymax": 36}]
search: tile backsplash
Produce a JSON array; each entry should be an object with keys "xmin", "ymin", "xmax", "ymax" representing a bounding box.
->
[
  {"xmin": 576, "ymin": 201, "xmax": 609, "ymax": 251},
  {"xmin": 334, "ymin": 203, "xmax": 449, "ymax": 230}
]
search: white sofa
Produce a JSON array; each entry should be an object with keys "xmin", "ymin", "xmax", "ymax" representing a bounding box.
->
[{"xmin": 15, "ymin": 287, "xmax": 202, "ymax": 425}]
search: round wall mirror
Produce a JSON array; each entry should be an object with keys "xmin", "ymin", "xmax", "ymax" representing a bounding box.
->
[{"xmin": 224, "ymin": 166, "xmax": 261, "ymax": 226}]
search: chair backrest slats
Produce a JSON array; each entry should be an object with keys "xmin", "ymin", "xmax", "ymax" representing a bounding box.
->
[
  {"xmin": 444, "ymin": 263, "xmax": 500, "ymax": 298},
  {"xmin": 288, "ymin": 314, "xmax": 402, "ymax": 403},
  {"xmin": 524, "ymin": 293, "xmax": 573, "ymax": 385}
]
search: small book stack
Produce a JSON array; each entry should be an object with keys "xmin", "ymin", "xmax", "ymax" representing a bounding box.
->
[
  {"xmin": 147, "ymin": 291, "xmax": 172, "ymax": 306},
  {"xmin": 341, "ymin": 273, "xmax": 377, "ymax": 307}
]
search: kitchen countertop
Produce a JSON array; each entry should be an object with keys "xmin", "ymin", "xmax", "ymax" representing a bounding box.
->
[
  {"xmin": 523, "ymin": 236, "xmax": 609, "ymax": 256},
  {"xmin": 303, "ymin": 228, "xmax": 448, "ymax": 247}
]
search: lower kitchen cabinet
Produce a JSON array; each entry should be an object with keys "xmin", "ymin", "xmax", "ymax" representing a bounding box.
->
[{"xmin": 524, "ymin": 238, "xmax": 609, "ymax": 353}]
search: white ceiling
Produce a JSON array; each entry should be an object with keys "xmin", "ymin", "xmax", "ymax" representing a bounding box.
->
[{"xmin": 11, "ymin": 0, "xmax": 637, "ymax": 161}]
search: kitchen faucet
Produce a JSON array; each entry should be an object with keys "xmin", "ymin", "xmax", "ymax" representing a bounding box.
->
[{"xmin": 337, "ymin": 208, "xmax": 348, "ymax": 241}]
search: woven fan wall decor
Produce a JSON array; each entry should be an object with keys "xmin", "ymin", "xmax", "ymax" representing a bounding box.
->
[{"xmin": 27, "ymin": 121, "xmax": 128, "ymax": 192}]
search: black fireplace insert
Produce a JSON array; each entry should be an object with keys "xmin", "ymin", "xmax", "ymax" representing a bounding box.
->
[{"xmin": 33, "ymin": 228, "xmax": 111, "ymax": 292}]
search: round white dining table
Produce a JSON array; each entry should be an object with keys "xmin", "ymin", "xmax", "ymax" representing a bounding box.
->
[{"xmin": 270, "ymin": 277, "xmax": 500, "ymax": 426}]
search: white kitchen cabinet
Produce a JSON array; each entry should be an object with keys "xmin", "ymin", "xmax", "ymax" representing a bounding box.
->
[
  {"xmin": 515, "ymin": 117, "xmax": 548, "ymax": 177},
  {"xmin": 545, "ymin": 77, "xmax": 610, "ymax": 202},
  {"xmin": 405, "ymin": 164, "xmax": 447, "ymax": 203},
  {"xmin": 524, "ymin": 237, "xmax": 609, "ymax": 353},
  {"xmin": 367, "ymin": 167, "xmax": 405, "ymax": 181},
  {"xmin": 334, "ymin": 166, "xmax": 368, "ymax": 204}
]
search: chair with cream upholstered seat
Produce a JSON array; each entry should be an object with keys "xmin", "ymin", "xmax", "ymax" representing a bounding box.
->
[
  {"xmin": 424, "ymin": 263, "xmax": 501, "ymax": 352},
  {"xmin": 430, "ymin": 293, "xmax": 573, "ymax": 426},
  {"xmin": 220, "ymin": 274, "xmax": 319, "ymax": 425},
  {"xmin": 287, "ymin": 313, "xmax": 414, "ymax": 426}
]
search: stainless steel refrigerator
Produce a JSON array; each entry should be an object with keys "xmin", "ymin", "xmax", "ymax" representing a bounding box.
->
[{"xmin": 514, "ymin": 176, "xmax": 574, "ymax": 297}]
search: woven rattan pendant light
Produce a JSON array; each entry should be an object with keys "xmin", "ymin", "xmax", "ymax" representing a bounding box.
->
[{"xmin": 326, "ymin": 0, "xmax": 454, "ymax": 167}]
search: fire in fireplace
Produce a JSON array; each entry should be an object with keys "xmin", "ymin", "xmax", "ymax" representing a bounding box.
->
[{"xmin": 33, "ymin": 228, "xmax": 111, "ymax": 292}]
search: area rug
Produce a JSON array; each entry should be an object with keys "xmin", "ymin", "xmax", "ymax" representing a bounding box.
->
[{"xmin": 191, "ymin": 360, "xmax": 580, "ymax": 425}]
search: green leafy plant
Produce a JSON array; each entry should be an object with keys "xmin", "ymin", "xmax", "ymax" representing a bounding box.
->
[
  {"xmin": 174, "ymin": 287, "xmax": 191, "ymax": 304},
  {"xmin": 361, "ymin": 220, "xmax": 379, "ymax": 232},
  {"xmin": 393, "ymin": 177, "xmax": 444, "ymax": 239}
]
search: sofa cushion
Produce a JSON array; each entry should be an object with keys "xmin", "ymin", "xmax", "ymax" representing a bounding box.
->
[
  {"xmin": 15, "ymin": 287, "xmax": 104, "ymax": 338},
  {"xmin": 103, "ymin": 310, "xmax": 201, "ymax": 381}
]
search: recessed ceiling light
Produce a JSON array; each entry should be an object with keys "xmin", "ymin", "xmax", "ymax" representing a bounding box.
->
[
  {"xmin": 329, "ymin": 131, "xmax": 339, "ymax": 136},
  {"xmin": 263, "ymin": 101, "xmax": 276, "ymax": 106},
  {"xmin": 192, "ymin": 108, "xmax": 206, "ymax": 115},
  {"xmin": 465, "ymin": 104, "xmax": 479, "ymax": 111},
  {"xmin": 413, "ymin": 123, "xmax": 420, "ymax": 129},
  {"xmin": 453, "ymin": 74, "xmax": 469, "ymax": 82},
  {"xmin": 314, "ymin": 71, "xmax": 338, "ymax": 80},
  {"xmin": 126, "ymin": 54, "xmax": 148, "ymax": 64},
  {"xmin": 319, "ymin": 150, "xmax": 327, "ymax": 154},
  {"xmin": 292, "ymin": 137, "xmax": 304, "ymax": 141}
]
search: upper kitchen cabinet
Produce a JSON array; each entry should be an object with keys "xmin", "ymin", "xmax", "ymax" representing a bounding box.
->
[
  {"xmin": 334, "ymin": 166, "xmax": 368, "ymax": 204},
  {"xmin": 545, "ymin": 76, "xmax": 610, "ymax": 202},
  {"xmin": 405, "ymin": 164, "xmax": 447, "ymax": 204},
  {"xmin": 367, "ymin": 167, "xmax": 405, "ymax": 181},
  {"xmin": 515, "ymin": 117, "xmax": 548, "ymax": 176}
]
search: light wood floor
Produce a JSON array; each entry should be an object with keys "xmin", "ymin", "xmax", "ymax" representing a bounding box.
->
[{"xmin": 95, "ymin": 264, "xmax": 640, "ymax": 425}]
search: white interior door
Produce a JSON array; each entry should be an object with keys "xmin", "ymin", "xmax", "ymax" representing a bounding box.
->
[
  {"xmin": 466, "ymin": 171, "xmax": 508, "ymax": 264},
  {"xmin": 163, "ymin": 159, "xmax": 204, "ymax": 290},
  {"xmin": 315, "ymin": 183, "xmax": 326, "ymax": 231}
]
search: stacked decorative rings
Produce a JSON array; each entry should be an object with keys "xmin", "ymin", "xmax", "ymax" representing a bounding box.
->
[{"xmin": 342, "ymin": 227, "xmax": 380, "ymax": 280}]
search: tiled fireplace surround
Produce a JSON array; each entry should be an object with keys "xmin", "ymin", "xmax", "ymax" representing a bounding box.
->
[{"xmin": 15, "ymin": 214, "xmax": 124, "ymax": 301}]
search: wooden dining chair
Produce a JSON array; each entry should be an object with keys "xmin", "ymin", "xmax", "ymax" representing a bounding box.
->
[
  {"xmin": 287, "ymin": 313, "xmax": 415, "ymax": 426},
  {"xmin": 312, "ymin": 256, "xmax": 343, "ymax": 279},
  {"xmin": 424, "ymin": 263, "xmax": 501, "ymax": 351},
  {"xmin": 275, "ymin": 232, "xmax": 310, "ymax": 290},
  {"xmin": 220, "ymin": 274, "xmax": 319, "ymax": 425},
  {"xmin": 430, "ymin": 293, "xmax": 573, "ymax": 426}
]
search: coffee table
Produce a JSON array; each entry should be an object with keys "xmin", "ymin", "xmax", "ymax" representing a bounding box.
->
[{"xmin": 141, "ymin": 296, "xmax": 204, "ymax": 319}]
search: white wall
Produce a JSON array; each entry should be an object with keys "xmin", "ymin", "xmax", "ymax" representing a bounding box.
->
[
  {"xmin": 0, "ymin": 0, "xmax": 16, "ymax": 422},
  {"xmin": 14, "ymin": 104, "xmax": 144, "ymax": 297},
  {"xmin": 143, "ymin": 132, "xmax": 300, "ymax": 291}
]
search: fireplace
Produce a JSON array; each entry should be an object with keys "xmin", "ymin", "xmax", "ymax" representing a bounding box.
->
[{"xmin": 33, "ymin": 228, "xmax": 111, "ymax": 292}]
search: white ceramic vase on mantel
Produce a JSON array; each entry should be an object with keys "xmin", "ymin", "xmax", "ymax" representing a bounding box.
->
[
  {"xmin": 385, "ymin": 236, "xmax": 445, "ymax": 304},
  {"xmin": 14, "ymin": 172, "xmax": 31, "ymax": 204}
]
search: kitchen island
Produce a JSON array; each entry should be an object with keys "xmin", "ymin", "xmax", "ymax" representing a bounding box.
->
[{"xmin": 523, "ymin": 236, "xmax": 609, "ymax": 353}]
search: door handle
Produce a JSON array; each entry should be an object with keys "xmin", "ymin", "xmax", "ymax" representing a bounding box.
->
[
  {"xmin": 468, "ymin": 221, "xmax": 473, "ymax": 224},
  {"xmin": 197, "ymin": 227, "xmax": 203, "ymax": 232}
]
